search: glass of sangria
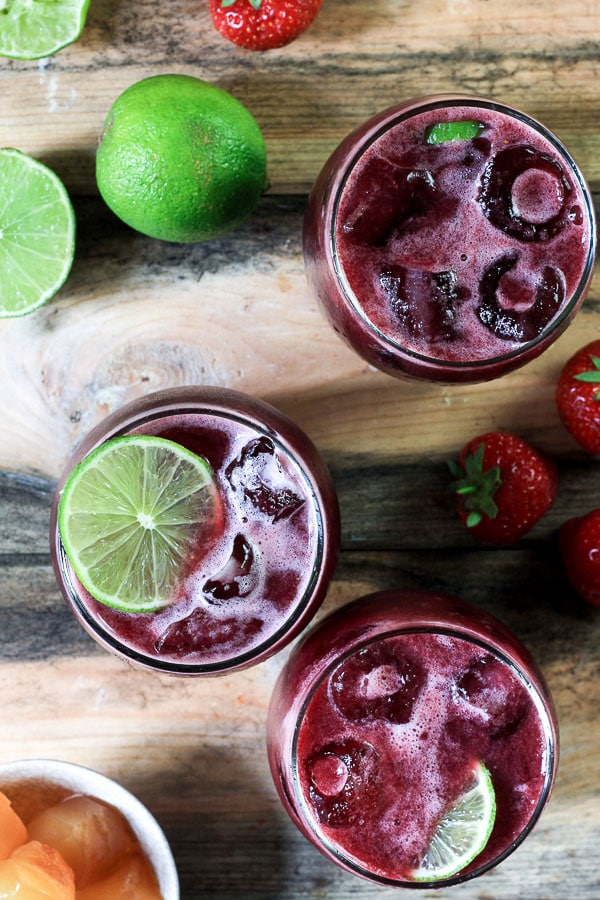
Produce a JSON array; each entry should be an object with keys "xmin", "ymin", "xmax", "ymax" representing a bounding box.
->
[
  {"xmin": 303, "ymin": 94, "xmax": 597, "ymax": 383},
  {"xmin": 0, "ymin": 757, "xmax": 178, "ymax": 898},
  {"xmin": 267, "ymin": 590, "xmax": 559, "ymax": 888},
  {"xmin": 50, "ymin": 386, "xmax": 340, "ymax": 675}
]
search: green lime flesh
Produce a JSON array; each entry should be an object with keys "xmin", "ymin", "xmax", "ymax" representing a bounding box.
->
[
  {"xmin": 425, "ymin": 120, "xmax": 484, "ymax": 144},
  {"xmin": 412, "ymin": 760, "xmax": 497, "ymax": 883},
  {"xmin": 0, "ymin": 149, "xmax": 75, "ymax": 317},
  {"xmin": 58, "ymin": 435, "xmax": 219, "ymax": 613},
  {"xmin": 0, "ymin": 0, "xmax": 91, "ymax": 60}
]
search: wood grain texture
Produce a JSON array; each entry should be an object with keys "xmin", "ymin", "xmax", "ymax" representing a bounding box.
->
[
  {"xmin": 0, "ymin": 541, "xmax": 598, "ymax": 898},
  {"xmin": 0, "ymin": 196, "xmax": 598, "ymax": 480},
  {"xmin": 0, "ymin": 1, "xmax": 599, "ymax": 897},
  {"xmin": 0, "ymin": 0, "xmax": 598, "ymax": 194}
]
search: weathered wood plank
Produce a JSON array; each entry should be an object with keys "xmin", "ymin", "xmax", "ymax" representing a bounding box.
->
[
  {"xmin": 1, "ymin": 546, "xmax": 596, "ymax": 659},
  {"xmin": 3, "ymin": 445, "xmax": 600, "ymax": 559},
  {"xmin": 0, "ymin": 549, "xmax": 598, "ymax": 898},
  {"xmin": 0, "ymin": 472, "xmax": 53, "ymax": 555},
  {"xmin": 0, "ymin": 196, "xmax": 597, "ymax": 482},
  {"xmin": 0, "ymin": 1, "xmax": 598, "ymax": 193}
]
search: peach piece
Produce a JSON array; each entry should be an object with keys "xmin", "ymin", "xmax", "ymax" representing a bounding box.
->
[
  {"xmin": 76, "ymin": 852, "xmax": 162, "ymax": 899},
  {"xmin": 0, "ymin": 840, "xmax": 75, "ymax": 899},
  {"xmin": 0, "ymin": 791, "xmax": 28, "ymax": 859},
  {"xmin": 27, "ymin": 794, "xmax": 136, "ymax": 889}
]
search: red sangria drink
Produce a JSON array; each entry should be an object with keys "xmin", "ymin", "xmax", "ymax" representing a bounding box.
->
[
  {"xmin": 267, "ymin": 590, "xmax": 558, "ymax": 888},
  {"xmin": 50, "ymin": 386, "xmax": 340, "ymax": 675},
  {"xmin": 303, "ymin": 95, "xmax": 596, "ymax": 382}
]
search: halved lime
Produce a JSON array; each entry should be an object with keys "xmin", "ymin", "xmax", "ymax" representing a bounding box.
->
[
  {"xmin": 58, "ymin": 435, "xmax": 219, "ymax": 613},
  {"xmin": 412, "ymin": 760, "xmax": 496, "ymax": 883},
  {"xmin": 0, "ymin": 0, "xmax": 91, "ymax": 60},
  {"xmin": 0, "ymin": 149, "xmax": 75, "ymax": 318}
]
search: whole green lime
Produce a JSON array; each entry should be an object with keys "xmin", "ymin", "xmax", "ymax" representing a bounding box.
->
[{"xmin": 95, "ymin": 74, "xmax": 268, "ymax": 243}]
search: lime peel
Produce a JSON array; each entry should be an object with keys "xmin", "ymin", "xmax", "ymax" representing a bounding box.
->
[
  {"xmin": 0, "ymin": 149, "xmax": 75, "ymax": 318},
  {"xmin": 95, "ymin": 74, "xmax": 268, "ymax": 244},
  {"xmin": 412, "ymin": 759, "xmax": 496, "ymax": 883},
  {"xmin": 58, "ymin": 435, "xmax": 219, "ymax": 614}
]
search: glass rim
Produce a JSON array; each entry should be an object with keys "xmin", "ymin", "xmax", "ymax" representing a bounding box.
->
[
  {"xmin": 53, "ymin": 400, "xmax": 330, "ymax": 675},
  {"xmin": 330, "ymin": 94, "xmax": 597, "ymax": 373},
  {"xmin": 289, "ymin": 621, "xmax": 558, "ymax": 889}
]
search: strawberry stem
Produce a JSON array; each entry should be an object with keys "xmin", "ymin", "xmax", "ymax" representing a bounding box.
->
[
  {"xmin": 574, "ymin": 355, "xmax": 600, "ymax": 396},
  {"xmin": 221, "ymin": 0, "xmax": 262, "ymax": 8},
  {"xmin": 449, "ymin": 443, "xmax": 502, "ymax": 527}
]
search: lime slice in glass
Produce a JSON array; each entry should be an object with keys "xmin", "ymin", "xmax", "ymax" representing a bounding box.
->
[
  {"xmin": 0, "ymin": 0, "xmax": 91, "ymax": 60},
  {"xmin": 58, "ymin": 435, "xmax": 220, "ymax": 613},
  {"xmin": 412, "ymin": 760, "xmax": 496, "ymax": 883},
  {"xmin": 0, "ymin": 149, "xmax": 75, "ymax": 318},
  {"xmin": 425, "ymin": 121, "xmax": 484, "ymax": 144}
]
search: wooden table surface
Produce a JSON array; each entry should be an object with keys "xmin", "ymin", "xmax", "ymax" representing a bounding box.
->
[{"xmin": 0, "ymin": 2, "xmax": 598, "ymax": 897}]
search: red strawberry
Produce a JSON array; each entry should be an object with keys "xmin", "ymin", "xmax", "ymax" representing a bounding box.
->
[
  {"xmin": 449, "ymin": 432, "xmax": 557, "ymax": 544},
  {"xmin": 209, "ymin": 0, "xmax": 323, "ymax": 51},
  {"xmin": 556, "ymin": 339, "xmax": 600, "ymax": 453},
  {"xmin": 558, "ymin": 509, "xmax": 600, "ymax": 607}
]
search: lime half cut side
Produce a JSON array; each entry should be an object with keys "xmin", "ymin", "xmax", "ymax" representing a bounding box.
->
[
  {"xmin": 58, "ymin": 435, "xmax": 219, "ymax": 614},
  {"xmin": 0, "ymin": 149, "xmax": 75, "ymax": 317},
  {"xmin": 412, "ymin": 760, "xmax": 496, "ymax": 883},
  {"xmin": 0, "ymin": 0, "xmax": 91, "ymax": 60}
]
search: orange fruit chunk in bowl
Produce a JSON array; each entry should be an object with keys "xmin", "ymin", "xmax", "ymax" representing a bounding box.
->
[
  {"xmin": 26, "ymin": 794, "xmax": 136, "ymax": 888},
  {"xmin": 77, "ymin": 852, "xmax": 162, "ymax": 899},
  {"xmin": 0, "ymin": 792, "xmax": 28, "ymax": 859},
  {"xmin": 0, "ymin": 840, "xmax": 75, "ymax": 899}
]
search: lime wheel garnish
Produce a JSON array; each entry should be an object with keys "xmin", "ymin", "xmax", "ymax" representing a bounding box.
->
[
  {"xmin": 412, "ymin": 760, "xmax": 496, "ymax": 883},
  {"xmin": 58, "ymin": 435, "xmax": 219, "ymax": 613}
]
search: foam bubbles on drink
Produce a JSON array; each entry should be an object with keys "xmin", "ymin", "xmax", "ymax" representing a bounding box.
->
[
  {"xmin": 336, "ymin": 105, "xmax": 591, "ymax": 364},
  {"xmin": 296, "ymin": 632, "xmax": 548, "ymax": 880}
]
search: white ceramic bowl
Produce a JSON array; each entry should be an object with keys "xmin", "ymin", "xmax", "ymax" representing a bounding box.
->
[{"xmin": 0, "ymin": 758, "xmax": 179, "ymax": 899}]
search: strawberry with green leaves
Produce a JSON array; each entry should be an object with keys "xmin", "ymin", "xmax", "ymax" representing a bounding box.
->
[
  {"xmin": 559, "ymin": 509, "xmax": 600, "ymax": 608},
  {"xmin": 555, "ymin": 340, "xmax": 600, "ymax": 454},
  {"xmin": 449, "ymin": 432, "xmax": 557, "ymax": 545},
  {"xmin": 209, "ymin": 0, "xmax": 323, "ymax": 51}
]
